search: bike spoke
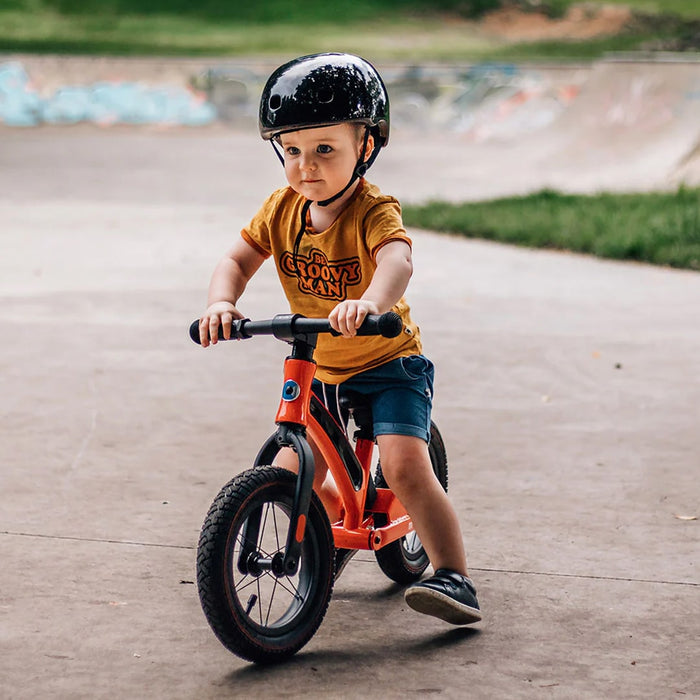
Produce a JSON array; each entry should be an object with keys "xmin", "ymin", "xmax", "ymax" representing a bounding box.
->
[
  {"xmin": 264, "ymin": 577, "xmax": 278, "ymax": 626},
  {"xmin": 235, "ymin": 574, "xmax": 259, "ymax": 593},
  {"xmin": 255, "ymin": 577, "xmax": 264, "ymax": 624},
  {"xmin": 271, "ymin": 503, "xmax": 282, "ymax": 552},
  {"xmin": 259, "ymin": 502, "xmax": 271, "ymax": 545},
  {"xmin": 268, "ymin": 571, "xmax": 302, "ymax": 598},
  {"xmin": 225, "ymin": 498, "xmax": 309, "ymax": 626},
  {"xmin": 232, "ymin": 507, "xmax": 283, "ymax": 560}
]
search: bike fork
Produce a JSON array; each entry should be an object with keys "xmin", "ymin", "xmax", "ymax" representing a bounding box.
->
[
  {"xmin": 238, "ymin": 337, "xmax": 318, "ymax": 579},
  {"xmin": 237, "ymin": 424, "xmax": 315, "ymax": 578}
]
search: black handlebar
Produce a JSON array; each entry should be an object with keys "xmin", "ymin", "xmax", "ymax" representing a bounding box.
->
[{"xmin": 189, "ymin": 311, "xmax": 403, "ymax": 345}]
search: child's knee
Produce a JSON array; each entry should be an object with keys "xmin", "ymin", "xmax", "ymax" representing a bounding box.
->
[
  {"xmin": 383, "ymin": 458, "xmax": 429, "ymax": 491},
  {"xmin": 378, "ymin": 437, "xmax": 431, "ymax": 490}
]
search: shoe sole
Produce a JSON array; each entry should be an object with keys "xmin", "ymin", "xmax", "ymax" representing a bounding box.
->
[{"xmin": 404, "ymin": 587, "xmax": 482, "ymax": 625}]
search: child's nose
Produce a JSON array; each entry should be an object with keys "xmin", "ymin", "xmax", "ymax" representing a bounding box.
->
[{"xmin": 300, "ymin": 153, "xmax": 317, "ymax": 171}]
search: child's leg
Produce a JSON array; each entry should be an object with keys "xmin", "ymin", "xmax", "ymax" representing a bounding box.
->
[
  {"xmin": 375, "ymin": 433, "xmax": 468, "ymax": 576},
  {"xmin": 273, "ymin": 445, "xmax": 342, "ymax": 523},
  {"xmin": 377, "ymin": 433, "xmax": 481, "ymax": 624}
]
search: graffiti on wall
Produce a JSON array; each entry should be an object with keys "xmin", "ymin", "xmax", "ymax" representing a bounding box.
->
[
  {"xmin": 386, "ymin": 63, "xmax": 582, "ymax": 141},
  {"xmin": 0, "ymin": 62, "xmax": 217, "ymax": 127},
  {"xmin": 1, "ymin": 60, "xmax": 581, "ymax": 135}
]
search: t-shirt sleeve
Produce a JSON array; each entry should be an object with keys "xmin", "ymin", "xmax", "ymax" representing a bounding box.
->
[
  {"xmin": 363, "ymin": 198, "xmax": 412, "ymax": 259},
  {"xmin": 240, "ymin": 192, "xmax": 278, "ymax": 257}
]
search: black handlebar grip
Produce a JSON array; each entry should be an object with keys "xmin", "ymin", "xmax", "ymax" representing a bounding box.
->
[
  {"xmin": 356, "ymin": 311, "xmax": 403, "ymax": 338},
  {"xmin": 189, "ymin": 319, "xmax": 201, "ymax": 344},
  {"xmin": 189, "ymin": 319, "xmax": 229, "ymax": 344}
]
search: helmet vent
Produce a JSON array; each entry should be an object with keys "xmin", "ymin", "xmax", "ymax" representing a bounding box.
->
[
  {"xmin": 269, "ymin": 94, "xmax": 282, "ymax": 111},
  {"xmin": 317, "ymin": 87, "xmax": 334, "ymax": 104}
]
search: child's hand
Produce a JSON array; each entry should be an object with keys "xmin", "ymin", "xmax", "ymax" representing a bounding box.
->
[
  {"xmin": 199, "ymin": 301, "xmax": 243, "ymax": 347},
  {"xmin": 329, "ymin": 299, "xmax": 379, "ymax": 338}
]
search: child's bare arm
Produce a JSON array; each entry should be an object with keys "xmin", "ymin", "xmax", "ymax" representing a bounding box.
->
[
  {"xmin": 199, "ymin": 238, "xmax": 267, "ymax": 347},
  {"xmin": 330, "ymin": 239, "xmax": 413, "ymax": 337}
]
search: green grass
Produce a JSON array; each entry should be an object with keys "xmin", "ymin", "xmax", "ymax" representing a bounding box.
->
[
  {"xmin": 0, "ymin": 13, "xmax": 502, "ymax": 59},
  {"xmin": 0, "ymin": 0, "xmax": 696, "ymax": 59},
  {"xmin": 402, "ymin": 188, "xmax": 700, "ymax": 270},
  {"xmin": 0, "ymin": 11, "xmax": 676, "ymax": 60}
]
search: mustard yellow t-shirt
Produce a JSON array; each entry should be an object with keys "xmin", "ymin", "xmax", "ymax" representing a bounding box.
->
[{"xmin": 241, "ymin": 179, "xmax": 422, "ymax": 383}]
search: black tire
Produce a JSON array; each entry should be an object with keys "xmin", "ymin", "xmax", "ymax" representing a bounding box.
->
[
  {"xmin": 196, "ymin": 466, "xmax": 334, "ymax": 664},
  {"xmin": 373, "ymin": 421, "xmax": 448, "ymax": 584}
]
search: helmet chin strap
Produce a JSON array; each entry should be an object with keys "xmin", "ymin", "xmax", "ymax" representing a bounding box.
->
[
  {"xmin": 291, "ymin": 199, "xmax": 313, "ymax": 279},
  {"xmin": 317, "ymin": 125, "xmax": 373, "ymax": 207}
]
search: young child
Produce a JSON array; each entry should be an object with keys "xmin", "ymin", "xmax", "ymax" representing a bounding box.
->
[{"xmin": 199, "ymin": 53, "xmax": 481, "ymax": 626}]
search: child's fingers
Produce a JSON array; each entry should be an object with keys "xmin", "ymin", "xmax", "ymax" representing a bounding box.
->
[
  {"xmin": 220, "ymin": 311, "xmax": 233, "ymax": 340},
  {"xmin": 334, "ymin": 304, "xmax": 353, "ymax": 337},
  {"xmin": 328, "ymin": 305, "xmax": 341, "ymax": 333},
  {"xmin": 342, "ymin": 302, "xmax": 366, "ymax": 337},
  {"xmin": 353, "ymin": 305, "xmax": 368, "ymax": 331},
  {"xmin": 330, "ymin": 301, "xmax": 373, "ymax": 337},
  {"xmin": 199, "ymin": 304, "xmax": 240, "ymax": 347},
  {"xmin": 207, "ymin": 314, "xmax": 221, "ymax": 345},
  {"xmin": 199, "ymin": 317, "xmax": 211, "ymax": 347}
]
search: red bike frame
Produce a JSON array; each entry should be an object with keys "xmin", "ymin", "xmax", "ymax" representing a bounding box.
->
[
  {"xmin": 274, "ymin": 352, "xmax": 414, "ymax": 551},
  {"xmin": 196, "ymin": 312, "xmax": 413, "ymax": 576}
]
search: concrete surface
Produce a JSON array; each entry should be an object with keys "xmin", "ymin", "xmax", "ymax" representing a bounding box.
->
[{"xmin": 0, "ymin": 121, "xmax": 699, "ymax": 700}]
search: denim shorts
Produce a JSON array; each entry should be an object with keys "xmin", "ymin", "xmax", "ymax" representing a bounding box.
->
[{"xmin": 313, "ymin": 354, "xmax": 434, "ymax": 443}]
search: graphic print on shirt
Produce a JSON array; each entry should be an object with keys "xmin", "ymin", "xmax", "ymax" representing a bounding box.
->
[{"xmin": 280, "ymin": 248, "xmax": 362, "ymax": 300}]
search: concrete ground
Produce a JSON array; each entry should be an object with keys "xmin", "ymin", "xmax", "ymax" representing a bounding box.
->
[{"xmin": 0, "ymin": 124, "xmax": 699, "ymax": 699}]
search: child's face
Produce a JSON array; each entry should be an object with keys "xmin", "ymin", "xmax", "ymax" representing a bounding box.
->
[{"xmin": 279, "ymin": 123, "xmax": 373, "ymax": 203}]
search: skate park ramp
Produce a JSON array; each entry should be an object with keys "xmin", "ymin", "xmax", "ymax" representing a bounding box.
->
[
  {"xmin": 378, "ymin": 55, "xmax": 700, "ymax": 198},
  {"xmin": 1, "ymin": 53, "xmax": 700, "ymax": 196},
  {"xmin": 515, "ymin": 56, "xmax": 700, "ymax": 193}
]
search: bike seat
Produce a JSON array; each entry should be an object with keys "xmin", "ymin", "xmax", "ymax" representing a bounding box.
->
[{"xmin": 338, "ymin": 392, "xmax": 373, "ymax": 438}]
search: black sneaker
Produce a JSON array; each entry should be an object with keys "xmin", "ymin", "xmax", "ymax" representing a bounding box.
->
[
  {"xmin": 404, "ymin": 569, "xmax": 482, "ymax": 625},
  {"xmin": 334, "ymin": 548, "xmax": 357, "ymax": 580}
]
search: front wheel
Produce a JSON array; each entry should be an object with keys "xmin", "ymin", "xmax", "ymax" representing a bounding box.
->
[
  {"xmin": 196, "ymin": 466, "xmax": 334, "ymax": 664},
  {"xmin": 373, "ymin": 421, "xmax": 448, "ymax": 584}
]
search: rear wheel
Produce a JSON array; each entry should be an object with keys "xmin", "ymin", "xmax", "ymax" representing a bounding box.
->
[
  {"xmin": 373, "ymin": 421, "xmax": 448, "ymax": 584},
  {"xmin": 196, "ymin": 466, "xmax": 334, "ymax": 664}
]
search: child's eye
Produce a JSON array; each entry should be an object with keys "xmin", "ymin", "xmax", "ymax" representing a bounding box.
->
[
  {"xmin": 286, "ymin": 146, "xmax": 300, "ymax": 156},
  {"xmin": 317, "ymin": 144, "xmax": 333, "ymax": 154}
]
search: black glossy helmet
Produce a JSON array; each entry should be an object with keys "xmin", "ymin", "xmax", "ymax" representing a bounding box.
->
[{"xmin": 259, "ymin": 52, "xmax": 390, "ymax": 147}]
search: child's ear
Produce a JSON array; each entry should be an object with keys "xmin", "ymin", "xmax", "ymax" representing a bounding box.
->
[{"xmin": 362, "ymin": 133, "xmax": 375, "ymax": 161}]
